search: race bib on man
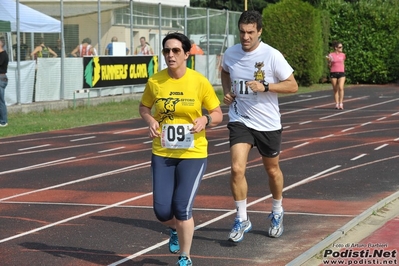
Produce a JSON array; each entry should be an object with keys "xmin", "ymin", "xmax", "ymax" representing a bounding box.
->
[
  {"xmin": 161, "ymin": 124, "xmax": 194, "ymax": 149},
  {"xmin": 232, "ymin": 79, "xmax": 258, "ymax": 101}
]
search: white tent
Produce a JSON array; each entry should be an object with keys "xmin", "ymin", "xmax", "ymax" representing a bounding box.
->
[{"xmin": 0, "ymin": 0, "xmax": 61, "ymax": 33}]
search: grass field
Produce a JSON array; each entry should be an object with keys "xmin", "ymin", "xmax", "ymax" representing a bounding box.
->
[{"xmin": 0, "ymin": 84, "xmax": 332, "ymax": 138}]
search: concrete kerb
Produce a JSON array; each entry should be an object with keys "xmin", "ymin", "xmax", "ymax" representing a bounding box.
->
[
  {"xmin": 286, "ymin": 191, "xmax": 399, "ymax": 266},
  {"xmin": 7, "ymin": 93, "xmax": 144, "ymax": 114}
]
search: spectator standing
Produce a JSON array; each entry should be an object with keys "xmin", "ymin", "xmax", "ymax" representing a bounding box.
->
[
  {"xmin": 221, "ymin": 10, "xmax": 298, "ymax": 242},
  {"xmin": 31, "ymin": 38, "xmax": 58, "ymax": 60},
  {"xmin": 327, "ymin": 41, "xmax": 346, "ymax": 110},
  {"xmin": 139, "ymin": 32, "xmax": 223, "ymax": 265},
  {"xmin": 0, "ymin": 36, "xmax": 9, "ymax": 127},
  {"xmin": 189, "ymin": 40, "xmax": 204, "ymax": 55},
  {"xmin": 105, "ymin": 36, "xmax": 129, "ymax": 55},
  {"xmin": 71, "ymin": 38, "xmax": 97, "ymax": 57},
  {"xmin": 52, "ymin": 39, "xmax": 62, "ymax": 57},
  {"xmin": 134, "ymin": 36, "xmax": 154, "ymax": 55}
]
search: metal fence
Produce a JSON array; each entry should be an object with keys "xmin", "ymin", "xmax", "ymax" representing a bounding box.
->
[{"xmin": 2, "ymin": 2, "xmax": 242, "ymax": 104}]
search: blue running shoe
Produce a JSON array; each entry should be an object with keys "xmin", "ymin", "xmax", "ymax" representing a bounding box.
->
[
  {"xmin": 176, "ymin": 254, "xmax": 192, "ymax": 266},
  {"xmin": 228, "ymin": 216, "xmax": 252, "ymax": 242},
  {"xmin": 268, "ymin": 210, "xmax": 284, "ymax": 238},
  {"xmin": 169, "ymin": 228, "xmax": 180, "ymax": 254}
]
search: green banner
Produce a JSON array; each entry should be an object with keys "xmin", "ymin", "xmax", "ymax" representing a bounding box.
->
[{"xmin": 0, "ymin": 20, "xmax": 11, "ymax": 32}]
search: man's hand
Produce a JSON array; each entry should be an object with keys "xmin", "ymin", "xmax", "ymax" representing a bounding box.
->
[
  {"xmin": 246, "ymin": 80, "xmax": 263, "ymax": 92},
  {"xmin": 223, "ymin": 92, "xmax": 236, "ymax": 105}
]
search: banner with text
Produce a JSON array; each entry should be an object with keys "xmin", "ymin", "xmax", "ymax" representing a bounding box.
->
[{"xmin": 83, "ymin": 55, "xmax": 159, "ymax": 88}]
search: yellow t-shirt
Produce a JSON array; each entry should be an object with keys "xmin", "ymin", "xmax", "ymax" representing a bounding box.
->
[{"xmin": 141, "ymin": 68, "xmax": 220, "ymax": 159}]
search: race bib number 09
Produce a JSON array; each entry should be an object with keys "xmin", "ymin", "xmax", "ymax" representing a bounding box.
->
[{"xmin": 161, "ymin": 124, "xmax": 194, "ymax": 149}]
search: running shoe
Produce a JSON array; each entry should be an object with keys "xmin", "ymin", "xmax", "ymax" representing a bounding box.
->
[
  {"xmin": 228, "ymin": 216, "xmax": 252, "ymax": 242},
  {"xmin": 335, "ymin": 103, "xmax": 339, "ymax": 109},
  {"xmin": 176, "ymin": 254, "xmax": 192, "ymax": 266},
  {"xmin": 339, "ymin": 103, "xmax": 344, "ymax": 110},
  {"xmin": 268, "ymin": 211, "xmax": 284, "ymax": 238},
  {"xmin": 169, "ymin": 228, "xmax": 180, "ymax": 254},
  {"xmin": 0, "ymin": 123, "xmax": 8, "ymax": 127}
]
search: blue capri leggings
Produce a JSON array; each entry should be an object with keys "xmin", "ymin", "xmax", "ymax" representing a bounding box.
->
[{"xmin": 151, "ymin": 154, "xmax": 207, "ymax": 222}]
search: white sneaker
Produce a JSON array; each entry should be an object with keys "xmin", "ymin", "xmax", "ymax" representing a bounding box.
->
[
  {"xmin": 268, "ymin": 210, "xmax": 284, "ymax": 238},
  {"xmin": 228, "ymin": 216, "xmax": 252, "ymax": 242}
]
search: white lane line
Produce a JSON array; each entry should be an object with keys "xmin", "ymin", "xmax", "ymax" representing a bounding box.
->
[
  {"xmin": 143, "ymin": 140, "xmax": 152, "ymax": 144},
  {"xmin": 280, "ymin": 95, "xmax": 329, "ymax": 105},
  {"xmin": 214, "ymin": 141, "xmax": 229, "ymax": 147},
  {"xmin": 98, "ymin": 147, "xmax": 125, "ymax": 153},
  {"xmin": 0, "ymin": 157, "xmax": 76, "ymax": 175},
  {"xmin": 0, "ymin": 193, "xmax": 152, "ymax": 244},
  {"xmin": 299, "ymin": 121, "xmax": 312, "ymax": 125},
  {"xmin": 283, "ymin": 126, "xmax": 291, "ymax": 129},
  {"xmin": 109, "ymin": 165, "xmax": 342, "ymax": 265},
  {"xmin": 18, "ymin": 144, "xmax": 51, "ymax": 151},
  {"xmin": 0, "ymin": 161, "xmax": 151, "ymax": 202},
  {"xmin": 210, "ymin": 125, "xmax": 226, "ymax": 130},
  {"xmin": 320, "ymin": 134, "xmax": 334, "ymax": 139},
  {"xmin": 283, "ymin": 96, "xmax": 368, "ymax": 116},
  {"xmin": 113, "ymin": 127, "xmax": 147, "ymax": 134},
  {"xmin": 395, "ymin": 138, "xmax": 399, "ymax": 141},
  {"xmin": 341, "ymin": 127, "xmax": 354, "ymax": 132},
  {"xmin": 351, "ymin": 154, "xmax": 367, "ymax": 161},
  {"xmin": 377, "ymin": 117, "xmax": 387, "ymax": 121},
  {"xmin": 320, "ymin": 98, "xmax": 399, "ymax": 120},
  {"xmin": 293, "ymin": 142, "xmax": 309, "ymax": 148},
  {"xmin": 70, "ymin": 136, "xmax": 96, "ymax": 142},
  {"xmin": 361, "ymin": 122, "xmax": 372, "ymax": 126},
  {"xmin": 393, "ymin": 112, "xmax": 399, "ymax": 116},
  {"xmin": 375, "ymin": 144, "xmax": 388, "ymax": 150}
]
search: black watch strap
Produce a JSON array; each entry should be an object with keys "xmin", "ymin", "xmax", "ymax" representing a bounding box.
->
[{"xmin": 263, "ymin": 81, "xmax": 269, "ymax": 92}]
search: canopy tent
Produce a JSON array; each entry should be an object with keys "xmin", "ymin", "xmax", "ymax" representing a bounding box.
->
[
  {"xmin": 0, "ymin": 0, "xmax": 61, "ymax": 33},
  {"xmin": 0, "ymin": 20, "xmax": 11, "ymax": 32}
]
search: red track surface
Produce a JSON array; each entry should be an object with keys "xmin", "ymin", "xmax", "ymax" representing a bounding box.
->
[{"xmin": 1, "ymin": 85, "xmax": 398, "ymax": 266}]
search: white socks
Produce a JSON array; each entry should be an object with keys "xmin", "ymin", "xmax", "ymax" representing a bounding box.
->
[
  {"xmin": 235, "ymin": 198, "xmax": 283, "ymax": 220},
  {"xmin": 235, "ymin": 199, "xmax": 247, "ymax": 221},
  {"xmin": 272, "ymin": 198, "xmax": 283, "ymax": 214}
]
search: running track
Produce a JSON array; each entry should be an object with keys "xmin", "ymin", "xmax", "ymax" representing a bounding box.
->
[{"xmin": 0, "ymin": 85, "xmax": 398, "ymax": 265}]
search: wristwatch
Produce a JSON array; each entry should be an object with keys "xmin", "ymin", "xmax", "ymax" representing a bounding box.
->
[{"xmin": 262, "ymin": 80, "xmax": 269, "ymax": 92}]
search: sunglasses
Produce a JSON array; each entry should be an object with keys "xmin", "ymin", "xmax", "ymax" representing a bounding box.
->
[{"xmin": 162, "ymin": 47, "xmax": 182, "ymax": 55}]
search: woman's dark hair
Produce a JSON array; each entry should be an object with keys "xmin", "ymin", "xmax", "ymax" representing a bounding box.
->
[
  {"xmin": 162, "ymin": 32, "xmax": 191, "ymax": 53},
  {"xmin": 238, "ymin": 10, "xmax": 263, "ymax": 31},
  {"xmin": 332, "ymin": 40, "xmax": 342, "ymax": 48}
]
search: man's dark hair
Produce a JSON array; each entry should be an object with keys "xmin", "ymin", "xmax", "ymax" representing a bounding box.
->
[
  {"xmin": 162, "ymin": 32, "xmax": 191, "ymax": 53},
  {"xmin": 238, "ymin": 10, "xmax": 263, "ymax": 31},
  {"xmin": 82, "ymin": 38, "xmax": 91, "ymax": 44}
]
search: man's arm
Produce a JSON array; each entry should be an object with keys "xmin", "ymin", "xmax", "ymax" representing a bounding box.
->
[
  {"xmin": 70, "ymin": 46, "xmax": 79, "ymax": 57},
  {"xmin": 221, "ymin": 68, "xmax": 232, "ymax": 95},
  {"xmin": 246, "ymin": 73, "xmax": 298, "ymax": 94}
]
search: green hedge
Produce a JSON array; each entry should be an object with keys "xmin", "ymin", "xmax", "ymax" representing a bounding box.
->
[
  {"xmin": 262, "ymin": 0, "xmax": 324, "ymax": 86},
  {"xmin": 322, "ymin": 0, "xmax": 399, "ymax": 84}
]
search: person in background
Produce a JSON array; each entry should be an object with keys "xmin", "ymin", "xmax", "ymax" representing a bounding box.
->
[
  {"xmin": 31, "ymin": 38, "xmax": 58, "ymax": 60},
  {"xmin": 52, "ymin": 39, "xmax": 62, "ymax": 57},
  {"xmin": 71, "ymin": 38, "xmax": 97, "ymax": 57},
  {"xmin": 105, "ymin": 36, "xmax": 129, "ymax": 55},
  {"xmin": 189, "ymin": 40, "xmax": 204, "ymax": 55},
  {"xmin": 327, "ymin": 41, "xmax": 346, "ymax": 110},
  {"xmin": 0, "ymin": 36, "xmax": 7, "ymax": 54},
  {"xmin": 222, "ymin": 10, "xmax": 298, "ymax": 243},
  {"xmin": 12, "ymin": 41, "xmax": 29, "ymax": 61},
  {"xmin": 0, "ymin": 36, "xmax": 9, "ymax": 127},
  {"xmin": 134, "ymin": 36, "xmax": 154, "ymax": 55},
  {"xmin": 139, "ymin": 32, "xmax": 223, "ymax": 266}
]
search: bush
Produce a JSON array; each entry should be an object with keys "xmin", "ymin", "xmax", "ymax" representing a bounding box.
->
[
  {"xmin": 262, "ymin": 0, "xmax": 324, "ymax": 86},
  {"xmin": 322, "ymin": 0, "xmax": 399, "ymax": 84}
]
